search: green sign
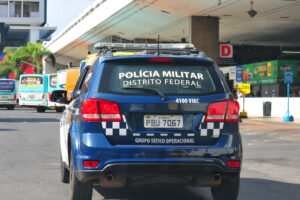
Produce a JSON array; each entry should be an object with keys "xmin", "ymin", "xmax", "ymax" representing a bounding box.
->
[
  {"xmin": 243, "ymin": 60, "xmax": 300, "ymax": 85},
  {"xmin": 277, "ymin": 60, "xmax": 300, "ymax": 84}
]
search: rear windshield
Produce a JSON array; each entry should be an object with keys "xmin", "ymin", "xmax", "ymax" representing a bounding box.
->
[
  {"xmin": 57, "ymin": 71, "xmax": 66, "ymax": 89},
  {"xmin": 0, "ymin": 80, "xmax": 15, "ymax": 91},
  {"xmin": 50, "ymin": 75, "xmax": 57, "ymax": 88},
  {"xmin": 99, "ymin": 60, "xmax": 225, "ymax": 96},
  {"xmin": 21, "ymin": 76, "xmax": 43, "ymax": 87}
]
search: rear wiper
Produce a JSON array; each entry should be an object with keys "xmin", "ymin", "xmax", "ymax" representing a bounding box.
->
[{"xmin": 122, "ymin": 87, "xmax": 167, "ymax": 101}]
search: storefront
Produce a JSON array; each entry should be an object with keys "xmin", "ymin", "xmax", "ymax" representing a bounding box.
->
[{"xmin": 243, "ymin": 60, "xmax": 300, "ymax": 97}]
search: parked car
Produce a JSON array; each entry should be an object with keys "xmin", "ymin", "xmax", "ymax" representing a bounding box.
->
[
  {"xmin": 52, "ymin": 43, "xmax": 242, "ymax": 200},
  {"xmin": 0, "ymin": 79, "xmax": 17, "ymax": 110}
]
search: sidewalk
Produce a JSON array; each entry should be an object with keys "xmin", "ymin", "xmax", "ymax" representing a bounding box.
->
[{"xmin": 243, "ymin": 117, "xmax": 300, "ymax": 128}]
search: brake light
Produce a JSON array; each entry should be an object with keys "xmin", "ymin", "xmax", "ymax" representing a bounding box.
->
[
  {"xmin": 48, "ymin": 93, "xmax": 51, "ymax": 101},
  {"xmin": 83, "ymin": 160, "xmax": 99, "ymax": 168},
  {"xmin": 206, "ymin": 100, "xmax": 240, "ymax": 122},
  {"xmin": 81, "ymin": 98, "xmax": 122, "ymax": 122},
  {"xmin": 148, "ymin": 57, "xmax": 174, "ymax": 63},
  {"xmin": 14, "ymin": 95, "xmax": 16, "ymax": 100},
  {"xmin": 227, "ymin": 161, "xmax": 241, "ymax": 168},
  {"xmin": 226, "ymin": 100, "xmax": 240, "ymax": 122},
  {"xmin": 206, "ymin": 101, "xmax": 227, "ymax": 122}
]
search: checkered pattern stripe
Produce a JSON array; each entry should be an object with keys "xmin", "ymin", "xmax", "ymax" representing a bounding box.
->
[
  {"xmin": 131, "ymin": 132, "xmax": 196, "ymax": 137},
  {"xmin": 199, "ymin": 115, "xmax": 224, "ymax": 138},
  {"xmin": 102, "ymin": 115, "xmax": 224, "ymax": 138},
  {"xmin": 101, "ymin": 115, "xmax": 130, "ymax": 136}
]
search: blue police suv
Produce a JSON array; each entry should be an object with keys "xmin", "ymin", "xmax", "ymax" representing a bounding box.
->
[{"xmin": 53, "ymin": 43, "xmax": 242, "ymax": 200}]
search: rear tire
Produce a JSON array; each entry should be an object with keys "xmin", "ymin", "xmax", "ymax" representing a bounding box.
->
[
  {"xmin": 60, "ymin": 155, "xmax": 70, "ymax": 183},
  {"xmin": 56, "ymin": 107, "xmax": 64, "ymax": 113},
  {"xmin": 211, "ymin": 173, "xmax": 240, "ymax": 200},
  {"xmin": 70, "ymin": 152, "xmax": 93, "ymax": 200},
  {"xmin": 37, "ymin": 107, "xmax": 46, "ymax": 113}
]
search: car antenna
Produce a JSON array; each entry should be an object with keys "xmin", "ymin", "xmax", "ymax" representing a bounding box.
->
[{"xmin": 157, "ymin": 35, "xmax": 160, "ymax": 55}]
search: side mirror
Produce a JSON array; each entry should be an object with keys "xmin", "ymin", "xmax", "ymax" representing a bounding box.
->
[
  {"xmin": 51, "ymin": 90, "xmax": 69, "ymax": 104},
  {"xmin": 70, "ymin": 90, "xmax": 81, "ymax": 100}
]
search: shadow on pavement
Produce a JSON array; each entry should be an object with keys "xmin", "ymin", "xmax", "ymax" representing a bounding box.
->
[
  {"xmin": 239, "ymin": 178, "xmax": 300, "ymax": 200},
  {"xmin": 0, "ymin": 128, "xmax": 18, "ymax": 131},
  {"xmin": 93, "ymin": 178, "xmax": 300, "ymax": 200},
  {"xmin": 0, "ymin": 118, "xmax": 59, "ymax": 123},
  {"xmin": 93, "ymin": 184, "xmax": 208, "ymax": 200}
]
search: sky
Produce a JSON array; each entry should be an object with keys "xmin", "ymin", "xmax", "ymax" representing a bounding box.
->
[{"xmin": 47, "ymin": 0, "xmax": 95, "ymax": 37}]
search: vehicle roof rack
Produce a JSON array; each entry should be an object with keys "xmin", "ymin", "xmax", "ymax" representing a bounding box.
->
[{"xmin": 94, "ymin": 42, "xmax": 206, "ymax": 57}]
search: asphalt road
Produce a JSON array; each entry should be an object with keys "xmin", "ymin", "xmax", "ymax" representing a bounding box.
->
[{"xmin": 0, "ymin": 107, "xmax": 299, "ymax": 200}]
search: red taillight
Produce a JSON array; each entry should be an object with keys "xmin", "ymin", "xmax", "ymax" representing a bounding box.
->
[
  {"xmin": 226, "ymin": 100, "xmax": 240, "ymax": 122},
  {"xmin": 206, "ymin": 101, "xmax": 227, "ymax": 122},
  {"xmin": 83, "ymin": 160, "xmax": 99, "ymax": 168},
  {"xmin": 81, "ymin": 98, "xmax": 122, "ymax": 122},
  {"xmin": 206, "ymin": 100, "xmax": 240, "ymax": 122},
  {"xmin": 48, "ymin": 93, "xmax": 51, "ymax": 101},
  {"xmin": 14, "ymin": 95, "xmax": 16, "ymax": 100},
  {"xmin": 227, "ymin": 161, "xmax": 241, "ymax": 168},
  {"xmin": 148, "ymin": 57, "xmax": 174, "ymax": 63}
]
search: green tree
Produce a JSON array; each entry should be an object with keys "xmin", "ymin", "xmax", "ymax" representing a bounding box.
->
[{"xmin": 0, "ymin": 42, "xmax": 55, "ymax": 79}]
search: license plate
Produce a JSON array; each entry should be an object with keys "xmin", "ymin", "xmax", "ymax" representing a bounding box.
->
[
  {"xmin": 28, "ymin": 95, "xmax": 35, "ymax": 99},
  {"xmin": 144, "ymin": 115, "xmax": 183, "ymax": 128}
]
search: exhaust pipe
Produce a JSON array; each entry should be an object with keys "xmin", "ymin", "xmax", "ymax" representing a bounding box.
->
[
  {"xmin": 214, "ymin": 174, "xmax": 221, "ymax": 182},
  {"xmin": 105, "ymin": 174, "xmax": 114, "ymax": 181},
  {"xmin": 99, "ymin": 173, "xmax": 126, "ymax": 188},
  {"xmin": 192, "ymin": 173, "xmax": 222, "ymax": 187}
]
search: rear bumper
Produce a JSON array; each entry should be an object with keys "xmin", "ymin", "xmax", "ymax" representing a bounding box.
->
[
  {"xmin": 48, "ymin": 101, "xmax": 66, "ymax": 108},
  {"xmin": 19, "ymin": 100, "xmax": 46, "ymax": 107},
  {"xmin": 0, "ymin": 100, "xmax": 16, "ymax": 106},
  {"xmin": 76, "ymin": 161, "xmax": 240, "ymax": 182},
  {"xmin": 74, "ymin": 133, "xmax": 242, "ymax": 182}
]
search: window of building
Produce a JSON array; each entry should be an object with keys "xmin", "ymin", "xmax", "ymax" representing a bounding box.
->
[
  {"xmin": 14, "ymin": 1, "xmax": 21, "ymax": 17},
  {"xmin": 0, "ymin": 2, "xmax": 9, "ymax": 17},
  {"xmin": 23, "ymin": 2, "xmax": 39, "ymax": 17},
  {"xmin": 31, "ymin": 2, "xmax": 39, "ymax": 12},
  {"xmin": 23, "ymin": 2, "xmax": 30, "ymax": 17}
]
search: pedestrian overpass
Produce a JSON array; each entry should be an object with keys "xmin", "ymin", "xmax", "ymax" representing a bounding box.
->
[{"xmin": 45, "ymin": 0, "xmax": 300, "ymax": 70}]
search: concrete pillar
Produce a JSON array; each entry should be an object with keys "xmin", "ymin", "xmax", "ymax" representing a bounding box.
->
[
  {"xmin": 30, "ymin": 28, "xmax": 39, "ymax": 43},
  {"xmin": 42, "ymin": 57, "xmax": 57, "ymax": 74},
  {"xmin": 190, "ymin": 16, "xmax": 219, "ymax": 64}
]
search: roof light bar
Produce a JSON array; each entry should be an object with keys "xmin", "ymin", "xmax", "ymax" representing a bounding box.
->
[
  {"xmin": 94, "ymin": 42, "xmax": 195, "ymax": 50},
  {"xmin": 94, "ymin": 42, "xmax": 206, "ymax": 57}
]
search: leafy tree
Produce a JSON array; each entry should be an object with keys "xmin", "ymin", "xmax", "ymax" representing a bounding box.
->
[{"xmin": 0, "ymin": 42, "xmax": 55, "ymax": 79}]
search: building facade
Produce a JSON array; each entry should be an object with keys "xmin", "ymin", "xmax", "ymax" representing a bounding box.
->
[{"xmin": 0, "ymin": 0, "xmax": 56, "ymax": 49}]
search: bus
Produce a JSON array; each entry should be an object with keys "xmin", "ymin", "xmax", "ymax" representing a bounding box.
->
[
  {"xmin": 0, "ymin": 79, "xmax": 17, "ymax": 110},
  {"xmin": 19, "ymin": 74, "xmax": 48, "ymax": 112},
  {"xmin": 57, "ymin": 70, "xmax": 66, "ymax": 90},
  {"xmin": 47, "ymin": 74, "xmax": 65, "ymax": 112},
  {"xmin": 65, "ymin": 68, "xmax": 80, "ymax": 101}
]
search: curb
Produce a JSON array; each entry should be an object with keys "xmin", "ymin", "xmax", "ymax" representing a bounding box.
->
[{"xmin": 245, "ymin": 118, "xmax": 300, "ymax": 128}]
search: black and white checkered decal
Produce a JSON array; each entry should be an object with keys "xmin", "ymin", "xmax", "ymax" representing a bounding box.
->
[
  {"xmin": 199, "ymin": 115, "xmax": 224, "ymax": 138},
  {"xmin": 101, "ymin": 115, "xmax": 224, "ymax": 138},
  {"xmin": 101, "ymin": 115, "xmax": 129, "ymax": 136}
]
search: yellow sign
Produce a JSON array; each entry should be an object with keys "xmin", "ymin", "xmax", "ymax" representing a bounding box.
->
[
  {"xmin": 267, "ymin": 62, "xmax": 272, "ymax": 77},
  {"xmin": 238, "ymin": 84, "xmax": 251, "ymax": 94},
  {"xmin": 86, "ymin": 54, "xmax": 99, "ymax": 66}
]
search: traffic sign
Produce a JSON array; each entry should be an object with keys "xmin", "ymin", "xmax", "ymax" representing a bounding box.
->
[
  {"xmin": 284, "ymin": 71, "xmax": 293, "ymax": 84},
  {"xmin": 238, "ymin": 83, "xmax": 251, "ymax": 94},
  {"xmin": 220, "ymin": 44, "xmax": 233, "ymax": 58}
]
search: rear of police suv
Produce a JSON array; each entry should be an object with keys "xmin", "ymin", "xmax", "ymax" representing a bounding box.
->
[{"xmin": 76, "ymin": 55, "xmax": 242, "ymax": 200}]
